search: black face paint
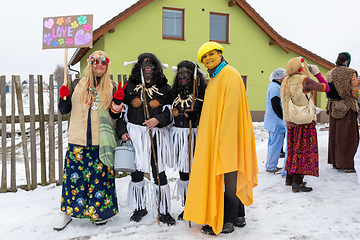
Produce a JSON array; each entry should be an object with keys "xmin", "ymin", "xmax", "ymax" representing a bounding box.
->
[
  {"xmin": 141, "ymin": 58, "xmax": 155, "ymax": 81},
  {"xmin": 178, "ymin": 67, "xmax": 193, "ymax": 86}
]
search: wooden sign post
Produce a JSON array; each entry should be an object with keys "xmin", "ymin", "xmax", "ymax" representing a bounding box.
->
[{"xmin": 42, "ymin": 14, "xmax": 94, "ymax": 98}]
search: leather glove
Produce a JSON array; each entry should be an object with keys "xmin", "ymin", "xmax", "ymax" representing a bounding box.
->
[
  {"xmin": 59, "ymin": 85, "xmax": 69, "ymax": 99},
  {"xmin": 185, "ymin": 110, "xmax": 198, "ymax": 122},
  {"xmin": 309, "ymin": 64, "xmax": 320, "ymax": 76},
  {"xmin": 113, "ymin": 83, "xmax": 127, "ymax": 105}
]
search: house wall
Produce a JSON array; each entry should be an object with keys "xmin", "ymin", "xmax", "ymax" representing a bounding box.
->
[{"xmin": 79, "ymin": 0, "xmax": 332, "ymax": 122}]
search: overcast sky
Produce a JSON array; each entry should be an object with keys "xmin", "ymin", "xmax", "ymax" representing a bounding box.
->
[{"xmin": 1, "ymin": 0, "xmax": 359, "ymax": 83}]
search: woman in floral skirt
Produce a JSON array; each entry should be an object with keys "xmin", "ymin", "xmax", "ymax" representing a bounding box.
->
[{"xmin": 53, "ymin": 50, "xmax": 118, "ymax": 230}]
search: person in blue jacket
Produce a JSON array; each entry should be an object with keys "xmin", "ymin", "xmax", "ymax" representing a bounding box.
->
[{"xmin": 264, "ymin": 68, "xmax": 286, "ymax": 174}]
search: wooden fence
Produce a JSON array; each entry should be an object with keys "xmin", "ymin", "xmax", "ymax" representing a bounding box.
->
[{"xmin": 0, "ymin": 74, "xmax": 127, "ymax": 193}]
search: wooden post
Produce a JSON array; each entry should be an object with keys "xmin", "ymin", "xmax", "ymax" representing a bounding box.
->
[
  {"xmin": 38, "ymin": 75, "xmax": 46, "ymax": 185},
  {"xmin": 57, "ymin": 75, "xmax": 63, "ymax": 185},
  {"xmin": 29, "ymin": 75, "xmax": 37, "ymax": 189},
  {"xmin": 48, "ymin": 75, "xmax": 55, "ymax": 184},
  {"xmin": 14, "ymin": 76, "xmax": 31, "ymax": 191},
  {"xmin": 10, "ymin": 76, "xmax": 16, "ymax": 192},
  {"xmin": 0, "ymin": 75, "xmax": 7, "ymax": 193},
  {"xmin": 118, "ymin": 74, "xmax": 122, "ymax": 87}
]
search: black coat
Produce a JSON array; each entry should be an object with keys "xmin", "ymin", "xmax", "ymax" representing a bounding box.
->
[{"xmin": 116, "ymin": 81, "xmax": 172, "ymax": 138}]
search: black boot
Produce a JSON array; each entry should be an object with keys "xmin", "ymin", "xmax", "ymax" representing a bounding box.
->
[
  {"xmin": 234, "ymin": 216, "xmax": 246, "ymax": 227},
  {"xmin": 130, "ymin": 208, "xmax": 148, "ymax": 222},
  {"xmin": 292, "ymin": 183, "xmax": 312, "ymax": 192},
  {"xmin": 159, "ymin": 211, "xmax": 176, "ymax": 225},
  {"xmin": 201, "ymin": 222, "xmax": 234, "ymax": 235}
]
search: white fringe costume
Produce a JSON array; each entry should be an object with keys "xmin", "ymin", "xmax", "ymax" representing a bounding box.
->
[
  {"xmin": 122, "ymin": 104, "xmax": 173, "ymax": 213},
  {"xmin": 152, "ymin": 183, "xmax": 171, "ymax": 214},
  {"xmin": 169, "ymin": 126, "xmax": 197, "ymax": 205},
  {"xmin": 169, "ymin": 126, "xmax": 197, "ymax": 172},
  {"xmin": 173, "ymin": 179, "xmax": 189, "ymax": 206},
  {"xmin": 127, "ymin": 179, "xmax": 149, "ymax": 211}
]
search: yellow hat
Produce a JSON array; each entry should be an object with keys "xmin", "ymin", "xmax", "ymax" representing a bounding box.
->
[{"xmin": 197, "ymin": 42, "xmax": 224, "ymax": 63}]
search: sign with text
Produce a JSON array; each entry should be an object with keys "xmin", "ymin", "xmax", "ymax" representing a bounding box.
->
[{"xmin": 42, "ymin": 14, "xmax": 93, "ymax": 49}]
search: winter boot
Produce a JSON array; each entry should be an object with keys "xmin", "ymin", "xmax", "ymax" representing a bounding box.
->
[
  {"xmin": 234, "ymin": 216, "xmax": 246, "ymax": 227},
  {"xmin": 201, "ymin": 222, "xmax": 234, "ymax": 235},
  {"xmin": 53, "ymin": 212, "xmax": 72, "ymax": 231},
  {"xmin": 159, "ymin": 211, "xmax": 176, "ymax": 225},
  {"xmin": 292, "ymin": 183, "xmax": 313, "ymax": 192},
  {"xmin": 130, "ymin": 208, "xmax": 148, "ymax": 222}
]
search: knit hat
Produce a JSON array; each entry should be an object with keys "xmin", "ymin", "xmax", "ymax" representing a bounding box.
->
[{"xmin": 340, "ymin": 52, "xmax": 351, "ymax": 66}]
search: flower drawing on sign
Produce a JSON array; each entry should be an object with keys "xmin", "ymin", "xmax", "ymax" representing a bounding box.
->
[
  {"xmin": 65, "ymin": 17, "xmax": 71, "ymax": 24},
  {"xmin": 83, "ymin": 23, "xmax": 91, "ymax": 31},
  {"xmin": 77, "ymin": 15, "xmax": 87, "ymax": 25},
  {"xmin": 57, "ymin": 17, "xmax": 64, "ymax": 25},
  {"xmin": 43, "ymin": 33, "xmax": 52, "ymax": 45},
  {"xmin": 71, "ymin": 21, "xmax": 79, "ymax": 29},
  {"xmin": 52, "ymin": 40, "xmax": 58, "ymax": 47},
  {"xmin": 58, "ymin": 38, "xmax": 65, "ymax": 45},
  {"xmin": 66, "ymin": 38, "xmax": 73, "ymax": 46}
]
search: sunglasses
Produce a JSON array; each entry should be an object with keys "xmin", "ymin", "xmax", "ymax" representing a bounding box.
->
[{"xmin": 92, "ymin": 58, "xmax": 108, "ymax": 66}]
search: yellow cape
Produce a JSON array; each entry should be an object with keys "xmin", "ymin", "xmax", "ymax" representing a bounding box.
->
[{"xmin": 183, "ymin": 65, "xmax": 258, "ymax": 235}]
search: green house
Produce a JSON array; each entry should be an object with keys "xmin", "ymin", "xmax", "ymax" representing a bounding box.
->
[{"xmin": 69, "ymin": 0, "xmax": 334, "ymax": 123}]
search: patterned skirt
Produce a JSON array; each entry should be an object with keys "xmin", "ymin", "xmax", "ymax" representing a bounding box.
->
[
  {"xmin": 286, "ymin": 121, "xmax": 319, "ymax": 177},
  {"xmin": 61, "ymin": 144, "xmax": 119, "ymax": 222}
]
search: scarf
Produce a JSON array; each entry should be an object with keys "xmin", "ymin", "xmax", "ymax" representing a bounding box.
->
[
  {"xmin": 208, "ymin": 60, "xmax": 228, "ymax": 78},
  {"xmin": 97, "ymin": 94, "xmax": 119, "ymax": 167}
]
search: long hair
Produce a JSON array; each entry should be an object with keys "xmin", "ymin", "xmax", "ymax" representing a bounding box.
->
[
  {"xmin": 128, "ymin": 53, "xmax": 167, "ymax": 87},
  {"xmin": 171, "ymin": 60, "xmax": 207, "ymax": 99},
  {"xmin": 81, "ymin": 50, "xmax": 112, "ymax": 109}
]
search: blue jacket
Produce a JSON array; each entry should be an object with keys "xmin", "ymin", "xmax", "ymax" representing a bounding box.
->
[{"xmin": 264, "ymin": 81, "xmax": 286, "ymax": 132}]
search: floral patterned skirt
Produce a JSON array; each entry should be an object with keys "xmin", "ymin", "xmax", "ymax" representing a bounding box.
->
[
  {"xmin": 61, "ymin": 144, "xmax": 118, "ymax": 222},
  {"xmin": 286, "ymin": 121, "xmax": 319, "ymax": 177}
]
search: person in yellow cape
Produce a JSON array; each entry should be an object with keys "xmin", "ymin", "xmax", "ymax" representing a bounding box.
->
[{"xmin": 183, "ymin": 42, "xmax": 258, "ymax": 235}]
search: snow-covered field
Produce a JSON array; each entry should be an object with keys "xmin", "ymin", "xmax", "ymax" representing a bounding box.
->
[{"xmin": 1, "ymin": 121, "xmax": 360, "ymax": 240}]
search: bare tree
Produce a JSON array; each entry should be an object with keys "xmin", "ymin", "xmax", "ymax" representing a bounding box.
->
[{"xmin": 53, "ymin": 64, "xmax": 64, "ymax": 87}]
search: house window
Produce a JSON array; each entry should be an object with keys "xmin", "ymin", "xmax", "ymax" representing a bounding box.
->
[
  {"xmin": 241, "ymin": 76, "xmax": 247, "ymax": 90},
  {"xmin": 163, "ymin": 7, "xmax": 184, "ymax": 40},
  {"xmin": 209, "ymin": 12, "xmax": 229, "ymax": 43}
]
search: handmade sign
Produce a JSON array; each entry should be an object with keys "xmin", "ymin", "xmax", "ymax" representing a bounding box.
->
[{"xmin": 42, "ymin": 14, "xmax": 93, "ymax": 49}]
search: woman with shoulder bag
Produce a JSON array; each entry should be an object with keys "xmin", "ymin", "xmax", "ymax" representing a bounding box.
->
[{"xmin": 280, "ymin": 57, "xmax": 329, "ymax": 192}]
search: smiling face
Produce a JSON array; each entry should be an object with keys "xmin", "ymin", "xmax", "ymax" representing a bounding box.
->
[
  {"xmin": 201, "ymin": 49, "xmax": 222, "ymax": 70},
  {"xmin": 178, "ymin": 67, "xmax": 193, "ymax": 86},
  {"xmin": 92, "ymin": 62, "xmax": 107, "ymax": 77}
]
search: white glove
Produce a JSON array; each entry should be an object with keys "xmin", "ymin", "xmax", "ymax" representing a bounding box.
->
[{"xmin": 309, "ymin": 64, "xmax": 320, "ymax": 76}]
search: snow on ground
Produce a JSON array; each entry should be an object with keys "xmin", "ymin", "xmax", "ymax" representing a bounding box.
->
[{"xmin": 1, "ymin": 122, "xmax": 360, "ymax": 240}]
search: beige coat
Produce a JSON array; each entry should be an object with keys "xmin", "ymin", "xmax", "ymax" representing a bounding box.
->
[
  {"xmin": 68, "ymin": 77, "xmax": 116, "ymax": 146},
  {"xmin": 280, "ymin": 74, "xmax": 317, "ymax": 123}
]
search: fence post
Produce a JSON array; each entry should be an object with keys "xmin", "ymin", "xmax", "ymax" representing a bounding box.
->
[
  {"xmin": 57, "ymin": 75, "xmax": 63, "ymax": 185},
  {"xmin": 118, "ymin": 74, "xmax": 122, "ymax": 86},
  {"xmin": 29, "ymin": 75, "xmax": 37, "ymax": 189},
  {"xmin": 48, "ymin": 75, "xmax": 55, "ymax": 184},
  {"xmin": 0, "ymin": 75, "xmax": 7, "ymax": 193},
  {"xmin": 10, "ymin": 76, "xmax": 16, "ymax": 192},
  {"xmin": 14, "ymin": 75, "xmax": 31, "ymax": 191},
  {"xmin": 38, "ymin": 75, "xmax": 46, "ymax": 185}
]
